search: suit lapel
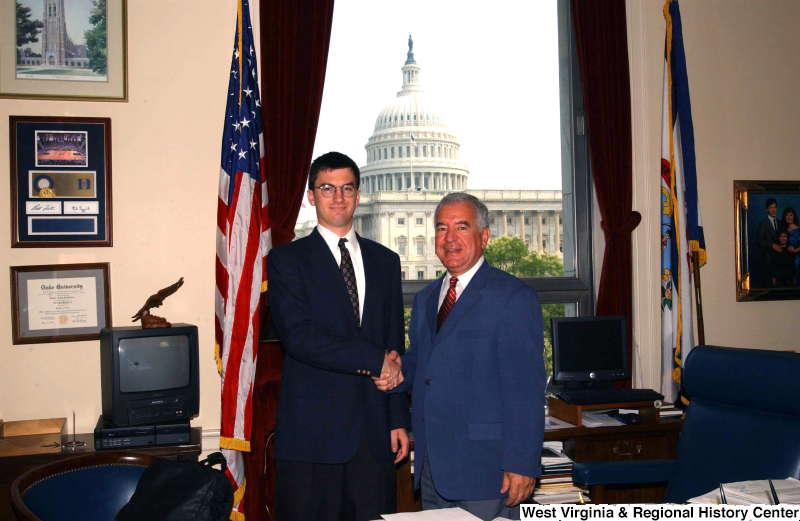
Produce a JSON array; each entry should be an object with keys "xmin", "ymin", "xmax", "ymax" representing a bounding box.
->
[
  {"xmin": 434, "ymin": 261, "xmax": 491, "ymax": 346},
  {"xmin": 357, "ymin": 234, "xmax": 378, "ymax": 328},
  {"xmin": 426, "ymin": 277, "xmax": 444, "ymax": 345},
  {"xmin": 305, "ymin": 229, "xmax": 358, "ymax": 328}
]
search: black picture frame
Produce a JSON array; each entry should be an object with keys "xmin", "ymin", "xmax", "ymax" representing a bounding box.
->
[
  {"xmin": 10, "ymin": 263, "xmax": 112, "ymax": 345},
  {"xmin": 734, "ymin": 180, "xmax": 800, "ymax": 301},
  {"xmin": 10, "ymin": 116, "xmax": 113, "ymax": 248}
]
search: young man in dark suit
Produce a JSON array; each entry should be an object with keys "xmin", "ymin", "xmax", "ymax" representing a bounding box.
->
[
  {"xmin": 756, "ymin": 197, "xmax": 784, "ymax": 285},
  {"xmin": 267, "ymin": 152, "xmax": 408, "ymax": 521},
  {"xmin": 375, "ymin": 192, "xmax": 546, "ymax": 520}
]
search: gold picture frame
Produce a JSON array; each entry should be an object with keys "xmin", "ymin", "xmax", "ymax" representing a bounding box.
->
[
  {"xmin": 0, "ymin": 0, "xmax": 127, "ymax": 102},
  {"xmin": 734, "ymin": 180, "xmax": 800, "ymax": 301}
]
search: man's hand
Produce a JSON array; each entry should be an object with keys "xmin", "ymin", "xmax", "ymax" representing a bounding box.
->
[
  {"xmin": 372, "ymin": 351, "xmax": 402, "ymax": 391},
  {"xmin": 500, "ymin": 471, "xmax": 536, "ymax": 507},
  {"xmin": 773, "ymin": 244, "xmax": 783, "ymax": 252},
  {"xmin": 391, "ymin": 428, "xmax": 409, "ymax": 464}
]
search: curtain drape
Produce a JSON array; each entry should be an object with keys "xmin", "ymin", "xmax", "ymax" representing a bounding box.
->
[
  {"xmin": 245, "ymin": 1, "xmax": 335, "ymax": 518},
  {"xmin": 570, "ymin": 0, "xmax": 640, "ymax": 388}
]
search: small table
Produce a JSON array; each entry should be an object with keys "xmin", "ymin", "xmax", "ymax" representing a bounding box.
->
[{"xmin": 1, "ymin": 426, "xmax": 202, "ymax": 520}]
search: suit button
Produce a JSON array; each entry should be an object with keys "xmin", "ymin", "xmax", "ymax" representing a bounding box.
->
[
  {"xmin": 421, "ymin": 417, "xmax": 425, "ymax": 422},
  {"xmin": 425, "ymin": 379, "xmax": 431, "ymax": 385}
]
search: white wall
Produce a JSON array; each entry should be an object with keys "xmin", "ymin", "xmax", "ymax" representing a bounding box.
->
[
  {"xmin": 629, "ymin": 0, "xmax": 800, "ymax": 390},
  {"xmin": 0, "ymin": 0, "xmax": 236, "ymax": 433}
]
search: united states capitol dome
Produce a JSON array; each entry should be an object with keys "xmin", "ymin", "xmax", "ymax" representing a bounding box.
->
[{"xmin": 359, "ymin": 36, "xmax": 468, "ymax": 194}]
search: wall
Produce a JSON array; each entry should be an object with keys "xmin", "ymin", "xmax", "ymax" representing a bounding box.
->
[
  {"xmin": 0, "ymin": 0, "xmax": 236, "ymax": 433},
  {"xmin": 629, "ymin": 0, "xmax": 800, "ymax": 390}
]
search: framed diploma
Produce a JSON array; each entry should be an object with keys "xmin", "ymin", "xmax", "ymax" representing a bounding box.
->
[
  {"xmin": 10, "ymin": 263, "xmax": 111, "ymax": 344},
  {"xmin": 10, "ymin": 116, "xmax": 113, "ymax": 248}
]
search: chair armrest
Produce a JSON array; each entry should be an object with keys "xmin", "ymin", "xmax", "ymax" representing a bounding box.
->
[{"xmin": 572, "ymin": 459, "xmax": 678, "ymax": 486}]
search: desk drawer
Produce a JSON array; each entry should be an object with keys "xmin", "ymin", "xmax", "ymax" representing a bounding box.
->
[{"xmin": 565, "ymin": 434, "xmax": 672, "ymax": 462}]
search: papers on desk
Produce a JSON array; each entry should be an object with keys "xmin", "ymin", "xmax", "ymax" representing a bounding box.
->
[
  {"xmin": 688, "ymin": 477, "xmax": 800, "ymax": 505},
  {"xmin": 545, "ymin": 416, "xmax": 575, "ymax": 431},
  {"xmin": 382, "ymin": 507, "xmax": 481, "ymax": 520},
  {"xmin": 581, "ymin": 410, "xmax": 624, "ymax": 428}
]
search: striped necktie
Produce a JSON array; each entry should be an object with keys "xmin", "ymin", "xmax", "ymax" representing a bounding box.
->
[{"xmin": 437, "ymin": 276, "xmax": 458, "ymax": 332}]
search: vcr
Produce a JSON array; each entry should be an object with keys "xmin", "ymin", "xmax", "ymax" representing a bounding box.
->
[{"xmin": 94, "ymin": 416, "xmax": 190, "ymax": 449}]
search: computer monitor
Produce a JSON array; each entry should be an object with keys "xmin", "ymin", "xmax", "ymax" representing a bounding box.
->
[{"xmin": 551, "ymin": 315, "xmax": 628, "ymax": 387}]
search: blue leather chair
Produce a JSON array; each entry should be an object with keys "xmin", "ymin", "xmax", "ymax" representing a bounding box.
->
[
  {"xmin": 11, "ymin": 452, "xmax": 156, "ymax": 521},
  {"xmin": 572, "ymin": 346, "xmax": 800, "ymax": 504}
]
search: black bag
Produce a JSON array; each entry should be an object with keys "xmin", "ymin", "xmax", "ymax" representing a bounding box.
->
[{"xmin": 116, "ymin": 452, "xmax": 234, "ymax": 521}]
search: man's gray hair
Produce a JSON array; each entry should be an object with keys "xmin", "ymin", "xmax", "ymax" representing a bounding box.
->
[{"xmin": 434, "ymin": 192, "xmax": 490, "ymax": 229}]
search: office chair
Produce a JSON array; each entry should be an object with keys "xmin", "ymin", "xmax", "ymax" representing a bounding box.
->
[
  {"xmin": 572, "ymin": 345, "xmax": 800, "ymax": 504},
  {"xmin": 12, "ymin": 452, "xmax": 156, "ymax": 521}
]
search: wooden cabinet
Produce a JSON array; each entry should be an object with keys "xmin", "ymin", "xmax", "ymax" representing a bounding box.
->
[{"xmin": 395, "ymin": 419, "xmax": 682, "ymax": 511}]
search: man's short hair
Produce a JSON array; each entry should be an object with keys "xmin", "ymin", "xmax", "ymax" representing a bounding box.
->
[
  {"xmin": 308, "ymin": 152, "xmax": 360, "ymax": 190},
  {"xmin": 766, "ymin": 197, "xmax": 777, "ymax": 209},
  {"xmin": 434, "ymin": 192, "xmax": 490, "ymax": 229}
]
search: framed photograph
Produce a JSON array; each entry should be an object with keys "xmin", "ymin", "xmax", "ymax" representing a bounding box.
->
[
  {"xmin": 10, "ymin": 115, "xmax": 112, "ymax": 247},
  {"xmin": 734, "ymin": 180, "xmax": 800, "ymax": 301},
  {"xmin": 0, "ymin": 0, "xmax": 127, "ymax": 101},
  {"xmin": 10, "ymin": 263, "xmax": 111, "ymax": 344}
]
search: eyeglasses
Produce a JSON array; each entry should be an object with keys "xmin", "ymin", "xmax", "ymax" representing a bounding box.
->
[{"xmin": 315, "ymin": 184, "xmax": 357, "ymax": 198}]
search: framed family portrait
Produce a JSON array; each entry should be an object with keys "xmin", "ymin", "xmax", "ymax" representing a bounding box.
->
[
  {"xmin": 10, "ymin": 115, "xmax": 113, "ymax": 248},
  {"xmin": 734, "ymin": 180, "xmax": 800, "ymax": 301},
  {"xmin": 0, "ymin": 0, "xmax": 127, "ymax": 101},
  {"xmin": 10, "ymin": 263, "xmax": 111, "ymax": 344}
]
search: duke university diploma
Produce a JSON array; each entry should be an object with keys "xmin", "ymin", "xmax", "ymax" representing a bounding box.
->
[{"xmin": 27, "ymin": 277, "xmax": 98, "ymax": 330}]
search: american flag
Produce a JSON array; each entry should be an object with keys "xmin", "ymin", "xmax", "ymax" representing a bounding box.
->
[
  {"xmin": 215, "ymin": 0, "xmax": 271, "ymax": 518},
  {"xmin": 410, "ymin": 133, "xmax": 418, "ymax": 148}
]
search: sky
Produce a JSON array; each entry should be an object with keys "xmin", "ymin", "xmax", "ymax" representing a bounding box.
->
[
  {"xmin": 17, "ymin": 0, "xmax": 94, "ymax": 52},
  {"xmin": 299, "ymin": 0, "xmax": 563, "ymax": 223}
]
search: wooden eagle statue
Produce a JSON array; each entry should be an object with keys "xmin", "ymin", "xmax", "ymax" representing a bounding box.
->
[{"xmin": 132, "ymin": 277, "xmax": 184, "ymax": 328}]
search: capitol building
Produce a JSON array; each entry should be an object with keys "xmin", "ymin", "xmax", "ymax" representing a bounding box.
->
[{"xmin": 296, "ymin": 39, "xmax": 563, "ymax": 281}]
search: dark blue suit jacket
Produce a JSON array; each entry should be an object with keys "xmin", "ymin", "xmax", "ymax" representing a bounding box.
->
[
  {"xmin": 393, "ymin": 261, "xmax": 546, "ymax": 500},
  {"xmin": 267, "ymin": 228, "xmax": 410, "ymax": 464}
]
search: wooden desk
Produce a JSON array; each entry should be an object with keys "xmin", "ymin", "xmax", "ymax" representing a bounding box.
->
[
  {"xmin": 395, "ymin": 418, "xmax": 682, "ymax": 511},
  {"xmin": 1, "ymin": 426, "xmax": 202, "ymax": 520}
]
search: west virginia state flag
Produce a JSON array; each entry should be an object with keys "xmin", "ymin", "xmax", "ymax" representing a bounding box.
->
[{"xmin": 660, "ymin": 0, "xmax": 706, "ymax": 407}]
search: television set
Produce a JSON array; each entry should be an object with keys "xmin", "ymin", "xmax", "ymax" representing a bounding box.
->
[
  {"xmin": 551, "ymin": 315, "xmax": 628, "ymax": 388},
  {"xmin": 100, "ymin": 324, "xmax": 200, "ymax": 427}
]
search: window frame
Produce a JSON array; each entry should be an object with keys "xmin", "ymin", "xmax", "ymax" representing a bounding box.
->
[{"xmin": 400, "ymin": 0, "xmax": 594, "ymax": 318}]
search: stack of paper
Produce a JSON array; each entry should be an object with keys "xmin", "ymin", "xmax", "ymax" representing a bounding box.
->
[
  {"xmin": 534, "ymin": 441, "xmax": 591, "ymax": 504},
  {"xmin": 688, "ymin": 478, "xmax": 800, "ymax": 505},
  {"xmin": 545, "ymin": 416, "xmax": 576, "ymax": 431},
  {"xmin": 658, "ymin": 403, "xmax": 684, "ymax": 420},
  {"xmin": 581, "ymin": 410, "xmax": 624, "ymax": 428}
]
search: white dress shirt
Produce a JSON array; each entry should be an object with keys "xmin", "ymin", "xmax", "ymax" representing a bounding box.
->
[
  {"xmin": 770, "ymin": 216, "xmax": 779, "ymax": 230},
  {"xmin": 317, "ymin": 224, "xmax": 366, "ymax": 322},
  {"xmin": 437, "ymin": 256, "xmax": 485, "ymax": 310}
]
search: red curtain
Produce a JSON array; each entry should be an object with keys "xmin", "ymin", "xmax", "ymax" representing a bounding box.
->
[
  {"xmin": 244, "ymin": 1, "xmax": 335, "ymax": 519},
  {"xmin": 570, "ymin": 0, "xmax": 641, "ymax": 388}
]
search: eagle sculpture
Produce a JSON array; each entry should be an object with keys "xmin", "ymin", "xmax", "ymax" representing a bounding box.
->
[{"xmin": 132, "ymin": 277, "xmax": 184, "ymax": 328}]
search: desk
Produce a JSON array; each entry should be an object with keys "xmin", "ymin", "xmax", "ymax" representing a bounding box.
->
[
  {"xmin": 1, "ymin": 426, "xmax": 202, "ymax": 520},
  {"xmin": 395, "ymin": 419, "xmax": 682, "ymax": 511}
]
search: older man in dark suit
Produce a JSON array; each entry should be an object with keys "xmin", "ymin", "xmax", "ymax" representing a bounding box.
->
[
  {"xmin": 267, "ymin": 152, "xmax": 408, "ymax": 521},
  {"xmin": 375, "ymin": 192, "xmax": 546, "ymax": 520}
]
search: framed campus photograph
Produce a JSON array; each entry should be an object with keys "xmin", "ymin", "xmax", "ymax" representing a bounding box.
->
[
  {"xmin": 10, "ymin": 263, "xmax": 111, "ymax": 344},
  {"xmin": 10, "ymin": 115, "xmax": 113, "ymax": 248},
  {"xmin": 0, "ymin": 0, "xmax": 127, "ymax": 101},
  {"xmin": 734, "ymin": 180, "xmax": 800, "ymax": 301}
]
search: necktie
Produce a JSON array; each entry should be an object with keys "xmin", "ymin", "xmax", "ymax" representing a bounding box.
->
[
  {"xmin": 774, "ymin": 219, "xmax": 778, "ymax": 231},
  {"xmin": 437, "ymin": 276, "xmax": 458, "ymax": 332},
  {"xmin": 338, "ymin": 238, "xmax": 360, "ymax": 327}
]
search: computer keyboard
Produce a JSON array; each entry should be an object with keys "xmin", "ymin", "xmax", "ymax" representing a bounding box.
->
[{"xmin": 554, "ymin": 388, "xmax": 664, "ymax": 406}]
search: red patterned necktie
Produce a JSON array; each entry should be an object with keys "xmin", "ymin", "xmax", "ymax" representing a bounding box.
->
[
  {"xmin": 437, "ymin": 276, "xmax": 458, "ymax": 332},
  {"xmin": 338, "ymin": 238, "xmax": 360, "ymax": 328}
]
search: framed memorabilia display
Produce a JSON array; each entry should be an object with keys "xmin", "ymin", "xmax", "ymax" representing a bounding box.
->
[
  {"xmin": 10, "ymin": 116, "xmax": 112, "ymax": 248},
  {"xmin": 0, "ymin": 0, "xmax": 127, "ymax": 101},
  {"xmin": 734, "ymin": 180, "xmax": 800, "ymax": 301},
  {"xmin": 10, "ymin": 263, "xmax": 111, "ymax": 344}
]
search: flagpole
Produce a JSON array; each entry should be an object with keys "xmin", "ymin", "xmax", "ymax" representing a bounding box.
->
[{"xmin": 691, "ymin": 250, "xmax": 705, "ymax": 345}]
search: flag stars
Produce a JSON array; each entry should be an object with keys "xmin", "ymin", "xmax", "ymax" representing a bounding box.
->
[
  {"xmin": 238, "ymin": 150, "xmax": 247, "ymax": 160},
  {"xmin": 234, "ymin": 49, "xmax": 240, "ymax": 59},
  {"xmin": 243, "ymin": 87, "xmax": 253, "ymax": 98},
  {"xmin": 255, "ymin": 99, "xmax": 261, "ymax": 108},
  {"xmin": 250, "ymin": 45, "xmax": 254, "ymax": 56},
  {"xmin": 231, "ymin": 143, "xmax": 238, "ymax": 152},
  {"xmin": 250, "ymin": 140, "xmax": 257, "ymax": 149},
  {"xmin": 241, "ymin": 117, "xmax": 250, "ymax": 128},
  {"xmin": 233, "ymin": 122, "xmax": 241, "ymax": 132}
]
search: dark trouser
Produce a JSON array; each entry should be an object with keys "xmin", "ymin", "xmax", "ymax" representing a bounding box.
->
[
  {"xmin": 420, "ymin": 452, "xmax": 520, "ymax": 521},
  {"xmin": 275, "ymin": 436, "xmax": 396, "ymax": 521}
]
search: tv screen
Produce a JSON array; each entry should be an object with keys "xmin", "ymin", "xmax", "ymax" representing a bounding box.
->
[{"xmin": 118, "ymin": 335, "xmax": 190, "ymax": 393}]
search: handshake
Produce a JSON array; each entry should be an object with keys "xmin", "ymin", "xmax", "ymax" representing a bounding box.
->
[{"xmin": 372, "ymin": 350, "xmax": 403, "ymax": 391}]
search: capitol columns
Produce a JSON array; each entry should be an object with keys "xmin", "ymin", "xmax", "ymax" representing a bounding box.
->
[
  {"xmin": 502, "ymin": 210, "xmax": 508, "ymax": 236},
  {"xmin": 537, "ymin": 211, "xmax": 544, "ymax": 253},
  {"xmin": 554, "ymin": 210, "xmax": 560, "ymax": 253},
  {"xmin": 517, "ymin": 211, "xmax": 524, "ymax": 240},
  {"xmin": 379, "ymin": 211, "xmax": 389, "ymax": 246}
]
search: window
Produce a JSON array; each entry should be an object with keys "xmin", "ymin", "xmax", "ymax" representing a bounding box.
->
[
  {"xmin": 384, "ymin": 148, "xmax": 387, "ymax": 159},
  {"xmin": 397, "ymin": 218, "xmax": 405, "ymax": 226},
  {"xmin": 417, "ymin": 241, "xmax": 423, "ymax": 255},
  {"xmin": 525, "ymin": 217, "xmax": 530, "ymax": 225},
  {"xmin": 399, "ymin": 242, "xmax": 406, "ymax": 255},
  {"xmin": 423, "ymin": 146, "xmax": 427, "ymax": 157},
  {"xmin": 401, "ymin": 271, "xmax": 406, "ymax": 280},
  {"xmin": 406, "ymin": 146, "xmax": 410, "ymax": 157},
  {"xmin": 435, "ymin": 270, "xmax": 443, "ymax": 278},
  {"xmin": 417, "ymin": 270, "xmax": 425, "ymax": 280},
  {"xmin": 415, "ymin": 218, "xmax": 423, "ymax": 226},
  {"xmin": 391, "ymin": 148, "xmax": 395, "ymax": 158}
]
